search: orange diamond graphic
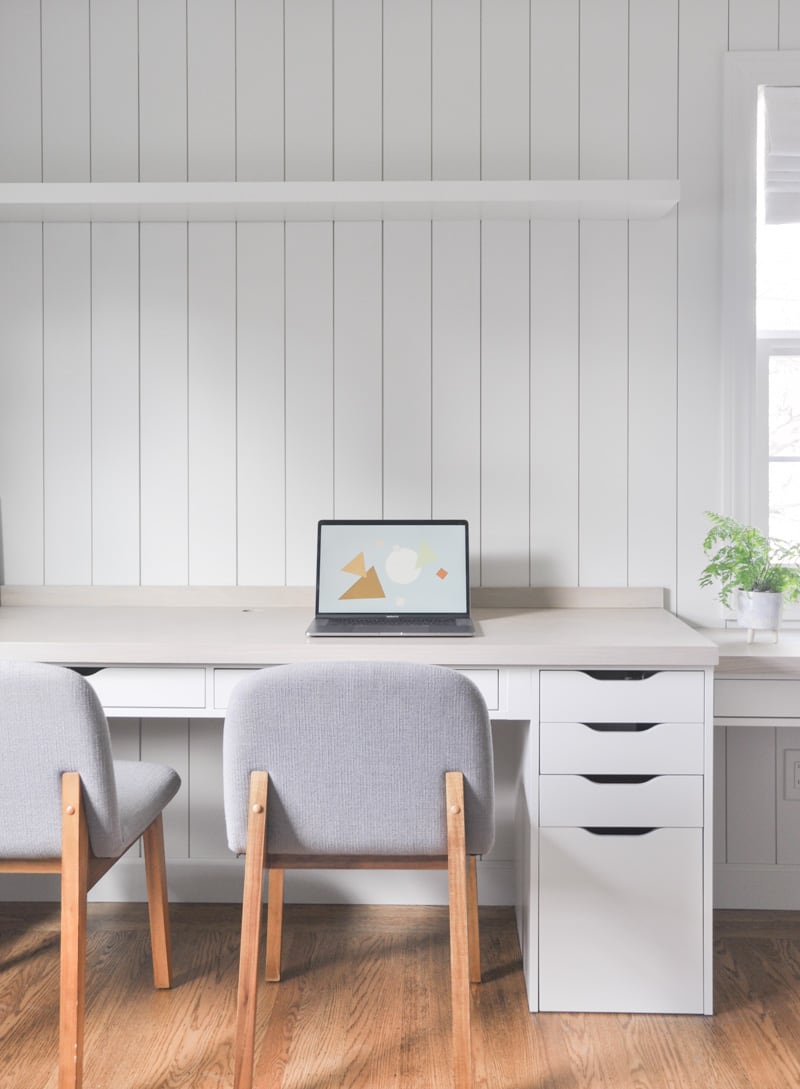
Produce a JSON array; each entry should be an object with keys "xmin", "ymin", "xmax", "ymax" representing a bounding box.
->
[{"xmin": 436, "ymin": 568, "xmax": 448, "ymax": 580}]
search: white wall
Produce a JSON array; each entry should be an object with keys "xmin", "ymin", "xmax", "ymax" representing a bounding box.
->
[{"xmin": 3, "ymin": 0, "xmax": 784, "ymax": 625}]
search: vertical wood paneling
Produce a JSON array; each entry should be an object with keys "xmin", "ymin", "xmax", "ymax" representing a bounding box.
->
[
  {"xmin": 431, "ymin": 0, "xmax": 480, "ymax": 180},
  {"xmin": 236, "ymin": 0, "xmax": 284, "ymax": 180},
  {"xmin": 431, "ymin": 221, "xmax": 481, "ymax": 569},
  {"xmin": 333, "ymin": 0, "xmax": 382, "ymax": 180},
  {"xmin": 629, "ymin": 0, "xmax": 679, "ymax": 179},
  {"xmin": 530, "ymin": 221, "xmax": 579, "ymax": 587},
  {"xmin": 729, "ymin": 0, "xmax": 780, "ymax": 49},
  {"xmin": 43, "ymin": 224, "xmax": 92, "ymax": 584},
  {"xmin": 0, "ymin": 0, "xmax": 42, "ymax": 181},
  {"xmin": 285, "ymin": 223, "xmax": 333, "ymax": 583},
  {"xmin": 579, "ymin": 222, "xmax": 628, "ymax": 587},
  {"xmin": 187, "ymin": 0, "xmax": 236, "ymax": 181},
  {"xmin": 726, "ymin": 727, "xmax": 776, "ymax": 863},
  {"xmin": 139, "ymin": 0, "xmax": 187, "ymax": 181},
  {"xmin": 579, "ymin": 0, "xmax": 629, "ymax": 178},
  {"xmin": 530, "ymin": 0, "xmax": 579, "ymax": 180},
  {"xmin": 188, "ymin": 224, "xmax": 237, "ymax": 584},
  {"xmin": 676, "ymin": 0, "xmax": 728, "ymax": 625},
  {"xmin": 91, "ymin": 224, "xmax": 140, "ymax": 585},
  {"xmin": 481, "ymin": 0, "xmax": 530, "ymax": 180},
  {"xmin": 285, "ymin": 0, "xmax": 333, "ymax": 181},
  {"xmin": 628, "ymin": 217, "xmax": 677, "ymax": 597},
  {"xmin": 41, "ymin": 0, "xmax": 90, "ymax": 181},
  {"xmin": 481, "ymin": 222, "xmax": 530, "ymax": 587},
  {"xmin": 187, "ymin": 720, "xmax": 228, "ymax": 859},
  {"xmin": 141, "ymin": 719, "xmax": 190, "ymax": 858},
  {"xmin": 0, "ymin": 225, "xmax": 43, "ymax": 584},
  {"xmin": 383, "ymin": 221, "xmax": 432, "ymax": 517},
  {"xmin": 90, "ymin": 0, "xmax": 139, "ymax": 181},
  {"xmin": 140, "ymin": 224, "xmax": 189, "ymax": 585},
  {"xmin": 236, "ymin": 223, "xmax": 286, "ymax": 584},
  {"xmin": 383, "ymin": 0, "xmax": 432, "ymax": 180},
  {"xmin": 333, "ymin": 222, "xmax": 383, "ymax": 518},
  {"xmin": 779, "ymin": 0, "xmax": 800, "ymax": 47}
]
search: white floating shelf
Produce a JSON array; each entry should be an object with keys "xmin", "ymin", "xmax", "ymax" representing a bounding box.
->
[{"xmin": 0, "ymin": 179, "xmax": 679, "ymax": 223}]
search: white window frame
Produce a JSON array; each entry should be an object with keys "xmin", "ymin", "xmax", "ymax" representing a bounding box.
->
[{"xmin": 723, "ymin": 52, "xmax": 800, "ymax": 624}]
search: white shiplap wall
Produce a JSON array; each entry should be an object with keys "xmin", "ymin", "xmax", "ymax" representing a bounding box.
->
[
  {"xmin": 0, "ymin": 0, "xmax": 696, "ymax": 606},
  {"xmin": 3, "ymin": 0, "xmax": 800, "ymax": 903}
]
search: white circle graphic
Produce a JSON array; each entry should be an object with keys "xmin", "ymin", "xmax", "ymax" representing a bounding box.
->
[{"xmin": 385, "ymin": 546, "xmax": 422, "ymax": 585}]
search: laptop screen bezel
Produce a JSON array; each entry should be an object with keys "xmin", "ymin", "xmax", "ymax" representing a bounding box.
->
[{"xmin": 314, "ymin": 519, "xmax": 472, "ymax": 619}]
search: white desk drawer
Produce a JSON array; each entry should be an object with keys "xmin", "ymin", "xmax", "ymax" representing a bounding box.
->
[
  {"xmin": 212, "ymin": 666, "xmax": 499, "ymax": 713},
  {"xmin": 540, "ymin": 670, "xmax": 704, "ymax": 723},
  {"xmin": 539, "ymin": 774, "xmax": 703, "ymax": 828},
  {"xmin": 457, "ymin": 669, "xmax": 499, "ymax": 711},
  {"xmin": 540, "ymin": 721, "xmax": 704, "ymax": 775},
  {"xmin": 85, "ymin": 666, "xmax": 206, "ymax": 708},
  {"xmin": 539, "ymin": 826, "xmax": 703, "ymax": 1013},
  {"xmin": 715, "ymin": 678, "xmax": 800, "ymax": 719},
  {"xmin": 214, "ymin": 668, "xmax": 261, "ymax": 710}
]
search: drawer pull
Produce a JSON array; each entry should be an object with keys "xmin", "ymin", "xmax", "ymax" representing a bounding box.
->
[
  {"xmin": 582, "ymin": 670, "xmax": 657, "ymax": 681},
  {"xmin": 584, "ymin": 722, "xmax": 657, "ymax": 733},
  {"xmin": 69, "ymin": 666, "xmax": 104, "ymax": 677},
  {"xmin": 582, "ymin": 774, "xmax": 656, "ymax": 785},
  {"xmin": 583, "ymin": 827, "xmax": 656, "ymax": 836}
]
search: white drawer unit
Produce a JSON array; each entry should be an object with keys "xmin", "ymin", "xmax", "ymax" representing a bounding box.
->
[
  {"xmin": 457, "ymin": 669, "xmax": 499, "ymax": 711},
  {"xmin": 83, "ymin": 666, "xmax": 206, "ymax": 709},
  {"xmin": 540, "ymin": 669, "xmax": 704, "ymax": 723},
  {"xmin": 538, "ymin": 666, "xmax": 707, "ymax": 1014},
  {"xmin": 540, "ymin": 720, "xmax": 704, "ymax": 775},
  {"xmin": 715, "ymin": 678, "xmax": 800, "ymax": 720},
  {"xmin": 213, "ymin": 668, "xmax": 261, "ymax": 710},
  {"xmin": 539, "ymin": 827, "xmax": 704, "ymax": 1013},
  {"xmin": 539, "ymin": 774, "xmax": 703, "ymax": 828}
]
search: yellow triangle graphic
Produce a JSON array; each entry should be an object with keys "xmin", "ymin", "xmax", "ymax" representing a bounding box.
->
[
  {"xmin": 416, "ymin": 541, "xmax": 437, "ymax": 568},
  {"xmin": 341, "ymin": 551, "xmax": 367, "ymax": 578},
  {"xmin": 340, "ymin": 566, "xmax": 386, "ymax": 600}
]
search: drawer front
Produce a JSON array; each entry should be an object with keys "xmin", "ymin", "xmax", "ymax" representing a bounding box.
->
[
  {"xmin": 540, "ymin": 720, "xmax": 704, "ymax": 775},
  {"xmin": 85, "ymin": 666, "xmax": 206, "ymax": 708},
  {"xmin": 539, "ymin": 826, "xmax": 703, "ymax": 1013},
  {"xmin": 539, "ymin": 774, "xmax": 703, "ymax": 828},
  {"xmin": 457, "ymin": 669, "xmax": 499, "ymax": 711},
  {"xmin": 715, "ymin": 678, "xmax": 800, "ymax": 719},
  {"xmin": 214, "ymin": 668, "xmax": 261, "ymax": 710},
  {"xmin": 540, "ymin": 669, "xmax": 704, "ymax": 723},
  {"xmin": 212, "ymin": 667, "xmax": 499, "ymax": 712}
]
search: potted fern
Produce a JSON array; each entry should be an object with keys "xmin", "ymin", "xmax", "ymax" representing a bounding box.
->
[{"xmin": 699, "ymin": 511, "xmax": 800, "ymax": 641}]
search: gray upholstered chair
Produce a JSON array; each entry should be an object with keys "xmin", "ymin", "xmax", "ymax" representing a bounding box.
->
[
  {"xmin": 223, "ymin": 660, "xmax": 494, "ymax": 1089},
  {"xmin": 0, "ymin": 660, "xmax": 181, "ymax": 1089}
]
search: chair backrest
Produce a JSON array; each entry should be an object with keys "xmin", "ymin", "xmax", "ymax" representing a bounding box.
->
[
  {"xmin": 0, "ymin": 660, "xmax": 123, "ymax": 859},
  {"xmin": 223, "ymin": 661, "xmax": 494, "ymax": 858}
]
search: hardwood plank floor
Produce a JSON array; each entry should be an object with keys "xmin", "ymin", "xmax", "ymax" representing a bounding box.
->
[{"xmin": 1, "ymin": 904, "xmax": 800, "ymax": 1088}]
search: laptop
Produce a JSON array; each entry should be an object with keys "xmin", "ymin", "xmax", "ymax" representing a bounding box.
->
[{"xmin": 305, "ymin": 519, "xmax": 475, "ymax": 636}]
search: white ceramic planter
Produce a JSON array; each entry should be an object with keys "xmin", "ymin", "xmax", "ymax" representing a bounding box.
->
[{"xmin": 736, "ymin": 590, "xmax": 783, "ymax": 643}]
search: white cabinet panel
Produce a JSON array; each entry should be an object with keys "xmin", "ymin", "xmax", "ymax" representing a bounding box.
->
[
  {"xmin": 539, "ymin": 774, "xmax": 703, "ymax": 828},
  {"xmin": 539, "ymin": 827, "xmax": 704, "ymax": 1012},
  {"xmin": 41, "ymin": 0, "xmax": 89, "ymax": 181},
  {"xmin": 431, "ymin": 0, "xmax": 480, "ymax": 180},
  {"xmin": 481, "ymin": 0, "xmax": 530, "ymax": 180},
  {"xmin": 90, "ymin": 0, "xmax": 138, "ymax": 181},
  {"xmin": 139, "ymin": 0, "xmax": 187, "ymax": 181},
  {"xmin": 187, "ymin": 0, "xmax": 236, "ymax": 181},
  {"xmin": 236, "ymin": 0, "xmax": 284, "ymax": 181},
  {"xmin": 530, "ymin": 0, "xmax": 578, "ymax": 179},
  {"xmin": 333, "ymin": 0, "xmax": 381, "ymax": 181},
  {"xmin": 540, "ymin": 720, "xmax": 704, "ymax": 775},
  {"xmin": 540, "ymin": 670, "xmax": 705, "ymax": 723},
  {"xmin": 579, "ymin": 0, "xmax": 628, "ymax": 179},
  {"xmin": 0, "ymin": 0, "xmax": 42, "ymax": 181},
  {"xmin": 86, "ymin": 667, "xmax": 206, "ymax": 709},
  {"xmin": 629, "ymin": 0, "xmax": 678, "ymax": 179},
  {"xmin": 383, "ymin": 0, "xmax": 431, "ymax": 180},
  {"xmin": 715, "ymin": 679, "xmax": 800, "ymax": 719},
  {"xmin": 285, "ymin": 0, "xmax": 332, "ymax": 181}
]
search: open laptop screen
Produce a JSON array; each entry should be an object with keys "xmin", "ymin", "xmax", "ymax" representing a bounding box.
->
[{"xmin": 315, "ymin": 520, "xmax": 470, "ymax": 616}]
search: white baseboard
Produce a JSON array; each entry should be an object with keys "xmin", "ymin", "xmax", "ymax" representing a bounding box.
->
[
  {"xmin": 715, "ymin": 863, "xmax": 800, "ymax": 908},
  {"xmin": 0, "ymin": 858, "xmax": 515, "ymax": 906}
]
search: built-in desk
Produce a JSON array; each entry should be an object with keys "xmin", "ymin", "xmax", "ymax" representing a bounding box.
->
[{"xmin": 0, "ymin": 588, "xmax": 718, "ymax": 1013}]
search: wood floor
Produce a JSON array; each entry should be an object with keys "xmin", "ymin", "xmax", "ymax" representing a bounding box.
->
[{"xmin": 2, "ymin": 903, "xmax": 800, "ymax": 1089}]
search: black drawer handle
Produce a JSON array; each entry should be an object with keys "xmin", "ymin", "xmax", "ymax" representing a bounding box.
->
[
  {"xmin": 581, "ymin": 670, "xmax": 657, "ymax": 681},
  {"xmin": 583, "ymin": 722, "xmax": 657, "ymax": 733},
  {"xmin": 582, "ymin": 774, "xmax": 656, "ymax": 785},
  {"xmin": 583, "ymin": 827, "xmax": 656, "ymax": 836},
  {"xmin": 68, "ymin": 666, "xmax": 105, "ymax": 677}
]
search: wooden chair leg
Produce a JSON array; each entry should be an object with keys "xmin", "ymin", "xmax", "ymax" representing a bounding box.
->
[
  {"xmin": 143, "ymin": 813, "xmax": 173, "ymax": 989},
  {"xmin": 59, "ymin": 772, "xmax": 89, "ymax": 1089},
  {"xmin": 446, "ymin": 771, "xmax": 472, "ymax": 1089},
  {"xmin": 466, "ymin": 855, "xmax": 481, "ymax": 984},
  {"xmin": 265, "ymin": 868, "xmax": 285, "ymax": 982},
  {"xmin": 234, "ymin": 771, "xmax": 269, "ymax": 1089}
]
